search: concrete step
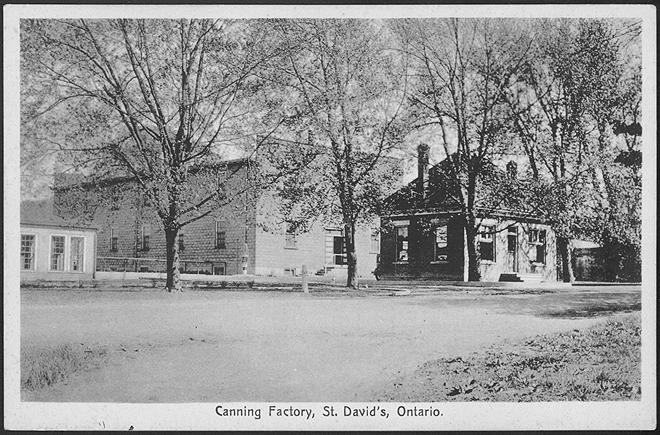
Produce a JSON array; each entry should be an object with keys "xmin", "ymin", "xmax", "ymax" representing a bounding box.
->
[{"xmin": 499, "ymin": 273, "xmax": 544, "ymax": 283}]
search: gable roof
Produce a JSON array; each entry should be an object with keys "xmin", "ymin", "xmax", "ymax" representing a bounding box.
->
[{"xmin": 20, "ymin": 199, "xmax": 96, "ymax": 230}]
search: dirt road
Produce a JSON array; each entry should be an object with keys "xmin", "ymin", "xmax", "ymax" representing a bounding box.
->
[{"xmin": 21, "ymin": 286, "xmax": 640, "ymax": 402}]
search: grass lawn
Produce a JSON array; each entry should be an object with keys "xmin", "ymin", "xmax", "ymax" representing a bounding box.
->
[{"xmin": 376, "ymin": 313, "xmax": 641, "ymax": 402}]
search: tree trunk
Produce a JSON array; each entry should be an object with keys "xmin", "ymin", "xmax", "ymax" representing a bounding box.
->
[
  {"xmin": 165, "ymin": 225, "xmax": 182, "ymax": 292},
  {"xmin": 557, "ymin": 236, "xmax": 574, "ymax": 283},
  {"xmin": 465, "ymin": 222, "xmax": 481, "ymax": 281},
  {"xmin": 345, "ymin": 222, "xmax": 358, "ymax": 289}
]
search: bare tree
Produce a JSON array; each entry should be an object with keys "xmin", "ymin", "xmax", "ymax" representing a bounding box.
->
[
  {"xmin": 21, "ymin": 19, "xmax": 287, "ymax": 291},
  {"xmin": 394, "ymin": 18, "xmax": 533, "ymax": 281},
  {"xmin": 265, "ymin": 19, "xmax": 408, "ymax": 288}
]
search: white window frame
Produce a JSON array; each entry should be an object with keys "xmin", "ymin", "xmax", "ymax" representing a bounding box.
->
[
  {"xmin": 529, "ymin": 228, "xmax": 547, "ymax": 265},
  {"xmin": 432, "ymin": 224, "xmax": 449, "ymax": 263},
  {"xmin": 370, "ymin": 228, "xmax": 380, "ymax": 254},
  {"xmin": 478, "ymin": 225, "xmax": 496, "ymax": 263},
  {"xmin": 284, "ymin": 221, "xmax": 298, "ymax": 250},
  {"xmin": 49, "ymin": 234, "xmax": 67, "ymax": 272},
  {"xmin": 69, "ymin": 236, "xmax": 85, "ymax": 273},
  {"xmin": 394, "ymin": 224, "xmax": 409, "ymax": 264},
  {"xmin": 21, "ymin": 233, "xmax": 37, "ymax": 271}
]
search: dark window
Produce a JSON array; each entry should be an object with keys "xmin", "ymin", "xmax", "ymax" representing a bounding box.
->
[
  {"xmin": 21, "ymin": 234, "xmax": 35, "ymax": 271},
  {"xmin": 479, "ymin": 225, "xmax": 495, "ymax": 262},
  {"xmin": 110, "ymin": 228, "xmax": 118, "ymax": 252},
  {"xmin": 434, "ymin": 225, "xmax": 448, "ymax": 262},
  {"xmin": 178, "ymin": 233, "xmax": 185, "ymax": 252},
  {"xmin": 529, "ymin": 229, "xmax": 547, "ymax": 264},
  {"xmin": 395, "ymin": 225, "xmax": 409, "ymax": 262},
  {"xmin": 50, "ymin": 236, "xmax": 65, "ymax": 271},
  {"xmin": 215, "ymin": 221, "xmax": 226, "ymax": 249},
  {"xmin": 285, "ymin": 221, "xmax": 297, "ymax": 249},
  {"xmin": 333, "ymin": 235, "xmax": 346, "ymax": 265},
  {"xmin": 141, "ymin": 225, "xmax": 151, "ymax": 251}
]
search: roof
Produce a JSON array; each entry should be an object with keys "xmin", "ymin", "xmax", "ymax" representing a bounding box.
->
[
  {"xmin": 20, "ymin": 199, "xmax": 97, "ymax": 230},
  {"xmin": 384, "ymin": 154, "xmax": 545, "ymax": 222},
  {"xmin": 53, "ymin": 157, "xmax": 251, "ymax": 191}
]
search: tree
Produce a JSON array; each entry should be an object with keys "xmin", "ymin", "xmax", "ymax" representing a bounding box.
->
[
  {"xmin": 265, "ymin": 19, "xmax": 408, "ymax": 288},
  {"xmin": 505, "ymin": 18, "xmax": 641, "ymax": 282},
  {"xmin": 21, "ymin": 19, "xmax": 287, "ymax": 291},
  {"xmin": 393, "ymin": 18, "xmax": 533, "ymax": 281}
]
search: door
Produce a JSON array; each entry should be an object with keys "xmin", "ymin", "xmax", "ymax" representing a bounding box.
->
[{"xmin": 506, "ymin": 226, "xmax": 518, "ymax": 272}]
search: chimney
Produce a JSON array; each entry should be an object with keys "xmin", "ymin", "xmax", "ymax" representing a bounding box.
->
[{"xmin": 417, "ymin": 144, "xmax": 430, "ymax": 200}]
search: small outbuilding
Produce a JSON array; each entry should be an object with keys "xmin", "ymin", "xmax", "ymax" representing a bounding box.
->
[{"xmin": 20, "ymin": 200, "xmax": 97, "ymax": 281}]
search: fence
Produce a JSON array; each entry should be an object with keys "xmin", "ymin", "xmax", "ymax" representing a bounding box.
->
[{"xmin": 97, "ymin": 257, "xmax": 225, "ymax": 275}]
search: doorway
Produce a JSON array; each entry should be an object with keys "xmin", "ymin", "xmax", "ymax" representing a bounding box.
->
[{"xmin": 506, "ymin": 226, "xmax": 518, "ymax": 272}]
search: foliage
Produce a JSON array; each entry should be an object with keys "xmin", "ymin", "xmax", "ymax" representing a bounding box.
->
[{"xmin": 263, "ymin": 19, "xmax": 409, "ymax": 287}]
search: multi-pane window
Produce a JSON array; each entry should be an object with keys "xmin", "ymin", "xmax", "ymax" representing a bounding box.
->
[
  {"xmin": 70, "ymin": 237, "xmax": 85, "ymax": 272},
  {"xmin": 110, "ymin": 228, "xmax": 118, "ymax": 252},
  {"xmin": 284, "ymin": 221, "xmax": 298, "ymax": 249},
  {"xmin": 215, "ymin": 221, "xmax": 226, "ymax": 249},
  {"xmin": 395, "ymin": 225, "xmax": 409, "ymax": 262},
  {"xmin": 21, "ymin": 234, "xmax": 35, "ymax": 271},
  {"xmin": 141, "ymin": 225, "xmax": 150, "ymax": 251},
  {"xmin": 178, "ymin": 233, "xmax": 185, "ymax": 252},
  {"xmin": 434, "ymin": 225, "xmax": 448, "ymax": 262},
  {"xmin": 370, "ymin": 228, "xmax": 380, "ymax": 254},
  {"xmin": 50, "ymin": 236, "xmax": 65, "ymax": 271},
  {"xmin": 529, "ymin": 229, "xmax": 547, "ymax": 264},
  {"xmin": 479, "ymin": 225, "xmax": 495, "ymax": 262}
]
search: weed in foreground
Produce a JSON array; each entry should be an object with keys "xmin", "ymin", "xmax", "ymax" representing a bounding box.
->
[{"xmin": 21, "ymin": 344, "xmax": 108, "ymax": 391}]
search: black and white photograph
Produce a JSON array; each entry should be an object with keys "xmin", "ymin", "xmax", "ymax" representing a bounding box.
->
[{"xmin": 3, "ymin": 4, "xmax": 656, "ymax": 431}]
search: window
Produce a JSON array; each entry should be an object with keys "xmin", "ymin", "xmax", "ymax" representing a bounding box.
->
[
  {"xmin": 178, "ymin": 233, "xmax": 185, "ymax": 252},
  {"xmin": 434, "ymin": 225, "xmax": 448, "ymax": 262},
  {"xmin": 395, "ymin": 225, "xmax": 409, "ymax": 262},
  {"xmin": 215, "ymin": 221, "xmax": 226, "ymax": 249},
  {"xmin": 141, "ymin": 225, "xmax": 150, "ymax": 251},
  {"xmin": 478, "ymin": 225, "xmax": 495, "ymax": 262},
  {"xmin": 110, "ymin": 229, "xmax": 118, "ymax": 252},
  {"xmin": 333, "ymin": 235, "xmax": 347, "ymax": 265},
  {"xmin": 285, "ymin": 221, "xmax": 297, "ymax": 249},
  {"xmin": 70, "ymin": 237, "xmax": 85, "ymax": 272},
  {"xmin": 529, "ymin": 229, "xmax": 547, "ymax": 264},
  {"xmin": 50, "ymin": 236, "xmax": 65, "ymax": 271},
  {"xmin": 213, "ymin": 263, "xmax": 226, "ymax": 276},
  {"xmin": 21, "ymin": 234, "xmax": 35, "ymax": 271},
  {"xmin": 370, "ymin": 228, "xmax": 380, "ymax": 254}
]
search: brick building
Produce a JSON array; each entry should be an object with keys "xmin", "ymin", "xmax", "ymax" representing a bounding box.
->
[
  {"xmin": 377, "ymin": 145, "xmax": 557, "ymax": 282},
  {"xmin": 54, "ymin": 159, "xmax": 379, "ymax": 278}
]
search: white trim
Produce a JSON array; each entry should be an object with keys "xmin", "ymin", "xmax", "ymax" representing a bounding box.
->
[
  {"xmin": 69, "ymin": 236, "xmax": 85, "ymax": 273},
  {"xmin": 49, "ymin": 234, "xmax": 67, "ymax": 272},
  {"xmin": 392, "ymin": 219, "xmax": 410, "ymax": 227},
  {"xmin": 20, "ymin": 233, "xmax": 37, "ymax": 272}
]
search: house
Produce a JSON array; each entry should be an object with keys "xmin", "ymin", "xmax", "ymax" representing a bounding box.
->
[
  {"xmin": 53, "ymin": 159, "xmax": 378, "ymax": 278},
  {"xmin": 20, "ymin": 200, "xmax": 97, "ymax": 281},
  {"xmin": 377, "ymin": 145, "xmax": 557, "ymax": 282}
]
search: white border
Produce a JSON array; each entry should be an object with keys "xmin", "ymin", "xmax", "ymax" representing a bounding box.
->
[{"xmin": 3, "ymin": 4, "xmax": 656, "ymax": 431}]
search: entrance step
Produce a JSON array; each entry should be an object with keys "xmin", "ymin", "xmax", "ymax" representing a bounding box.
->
[{"xmin": 499, "ymin": 273, "xmax": 544, "ymax": 283}]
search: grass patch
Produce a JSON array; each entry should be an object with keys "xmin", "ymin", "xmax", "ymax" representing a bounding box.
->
[
  {"xmin": 21, "ymin": 344, "xmax": 108, "ymax": 391},
  {"xmin": 377, "ymin": 313, "xmax": 641, "ymax": 402}
]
